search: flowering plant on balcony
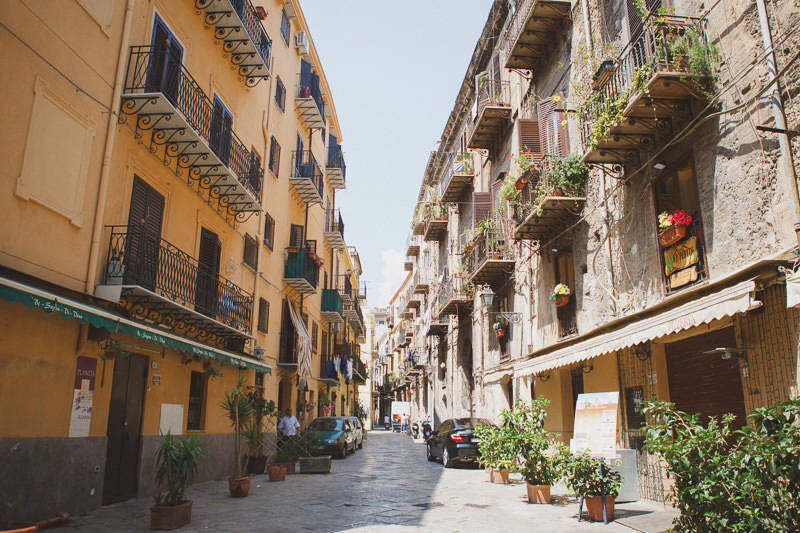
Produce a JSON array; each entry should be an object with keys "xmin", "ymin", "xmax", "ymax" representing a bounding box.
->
[
  {"xmin": 493, "ymin": 316, "xmax": 509, "ymax": 331},
  {"xmin": 658, "ymin": 209, "xmax": 692, "ymax": 231},
  {"xmin": 550, "ymin": 283, "xmax": 571, "ymax": 300}
]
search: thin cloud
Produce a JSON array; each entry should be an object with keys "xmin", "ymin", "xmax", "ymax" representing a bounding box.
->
[{"xmin": 375, "ymin": 249, "xmax": 406, "ymax": 308}]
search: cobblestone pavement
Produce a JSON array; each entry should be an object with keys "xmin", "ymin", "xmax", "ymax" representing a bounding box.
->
[{"xmin": 61, "ymin": 430, "xmax": 674, "ymax": 532}]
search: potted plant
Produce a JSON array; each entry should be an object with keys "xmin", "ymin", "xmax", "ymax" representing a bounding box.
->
[
  {"xmin": 550, "ymin": 283, "xmax": 571, "ymax": 307},
  {"xmin": 657, "ymin": 209, "xmax": 692, "ymax": 246},
  {"xmin": 518, "ymin": 398, "xmax": 565, "ymax": 504},
  {"xmin": 493, "ymin": 316, "xmax": 508, "ymax": 338},
  {"xmin": 474, "ymin": 424, "xmax": 514, "ymax": 483},
  {"xmin": 499, "ymin": 173, "xmax": 521, "ymax": 203},
  {"xmin": 547, "ymin": 153, "xmax": 589, "ymax": 196},
  {"xmin": 218, "ymin": 377, "xmax": 254, "ymax": 497},
  {"xmin": 563, "ymin": 451, "xmax": 622, "ymax": 522},
  {"xmin": 150, "ymin": 431, "xmax": 204, "ymax": 530}
]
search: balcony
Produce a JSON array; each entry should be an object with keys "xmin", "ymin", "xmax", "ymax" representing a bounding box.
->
[
  {"xmin": 405, "ymin": 234, "xmax": 421, "ymax": 258},
  {"xmin": 467, "ymin": 77, "xmax": 512, "ymax": 152},
  {"xmin": 356, "ymin": 282, "xmax": 367, "ymax": 302},
  {"xmin": 580, "ymin": 15, "xmax": 712, "ymax": 164},
  {"xmin": 501, "ymin": 0, "xmax": 572, "ymax": 69},
  {"xmin": 404, "ymin": 258, "xmax": 414, "ymax": 272},
  {"xmin": 120, "ymin": 47, "xmax": 263, "ymax": 224},
  {"xmin": 338, "ymin": 274, "xmax": 353, "ymax": 303},
  {"xmin": 353, "ymin": 357, "xmax": 367, "ymax": 382},
  {"xmin": 464, "ymin": 227, "xmax": 516, "ymax": 285},
  {"xmin": 512, "ymin": 156, "xmax": 586, "ymax": 241},
  {"xmin": 98, "ymin": 225, "xmax": 253, "ymax": 341},
  {"xmin": 321, "ymin": 288, "xmax": 344, "ymax": 324},
  {"xmin": 427, "ymin": 315, "xmax": 448, "ymax": 337},
  {"xmin": 423, "ymin": 204, "xmax": 449, "ymax": 242},
  {"xmin": 282, "ymin": 247, "xmax": 319, "ymax": 294},
  {"xmin": 319, "ymin": 355, "xmax": 339, "ymax": 384},
  {"xmin": 412, "ymin": 268, "xmax": 429, "ymax": 294},
  {"xmin": 343, "ymin": 302, "xmax": 359, "ymax": 320},
  {"xmin": 295, "ymin": 72, "xmax": 326, "ymax": 128},
  {"xmin": 195, "ymin": 0, "xmax": 272, "ymax": 86},
  {"xmin": 324, "ymin": 209, "xmax": 346, "ymax": 249},
  {"xmin": 290, "ymin": 150, "xmax": 324, "ymax": 204},
  {"xmin": 439, "ymin": 152, "xmax": 475, "ymax": 203},
  {"xmin": 437, "ymin": 276, "xmax": 474, "ymax": 317},
  {"xmin": 326, "ymin": 143, "xmax": 346, "ymax": 189}
]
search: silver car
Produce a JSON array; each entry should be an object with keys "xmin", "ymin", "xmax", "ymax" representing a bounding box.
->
[{"xmin": 347, "ymin": 416, "xmax": 364, "ymax": 449}]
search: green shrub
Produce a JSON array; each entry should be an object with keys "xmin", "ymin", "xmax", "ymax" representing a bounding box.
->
[{"xmin": 154, "ymin": 432, "xmax": 204, "ymax": 506}]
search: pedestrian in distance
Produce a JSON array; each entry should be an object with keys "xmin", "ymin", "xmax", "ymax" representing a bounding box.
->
[
  {"xmin": 277, "ymin": 408, "xmax": 300, "ymax": 447},
  {"xmin": 401, "ymin": 413, "xmax": 409, "ymax": 432}
]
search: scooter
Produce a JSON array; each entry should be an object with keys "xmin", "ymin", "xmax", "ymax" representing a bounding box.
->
[
  {"xmin": 421, "ymin": 421, "xmax": 433, "ymax": 442},
  {"xmin": 383, "ymin": 419, "xmax": 391, "ymax": 431},
  {"xmin": 411, "ymin": 421, "xmax": 420, "ymax": 439}
]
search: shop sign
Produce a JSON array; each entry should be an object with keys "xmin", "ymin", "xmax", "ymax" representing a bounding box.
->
[
  {"xmin": 570, "ymin": 391, "xmax": 619, "ymax": 459},
  {"xmin": 664, "ymin": 236, "xmax": 698, "ymax": 276},
  {"xmin": 670, "ymin": 265, "xmax": 699, "ymax": 289},
  {"xmin": 69, "ymin": 356, "xmax": 97, "ymax": 437}
]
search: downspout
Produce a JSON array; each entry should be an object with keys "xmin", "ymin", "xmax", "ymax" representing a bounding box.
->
[
  {"xmin": 755, "ymin": 0, "xmax": 800, "ymax": 247},
  {"xmin": 580, "ymin": 0, "xmax": 592, "ymax": 56},
  {"xmin": 84, "ymin": 0, "xmax": 136, "ymax": 293},
  {"xmin": 601, "ymin": 169, "xmax": 617, "ymax": 314}
]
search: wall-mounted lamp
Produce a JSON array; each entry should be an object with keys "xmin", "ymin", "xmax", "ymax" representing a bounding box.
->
[
  {"xmin": 580, "ymin": 361, "xmax": 594, "ymax": 374},
  {"xmin": 481, "ymin": 286, "xmax": 523, "ymax": 324},
  {"xmin": 702, "ymin": 347, "xmax": 749, "ymax": 361},
  {"xmin": 537, "ymin": 371, "xmax": 551, "ymax": 382},
  {"xmin": 634, "ymin": 344, "xmax": 651, "ymax": 361},
  {"xmin": 254, "ymin": 345, "xmax": 265, "ymax": 359}
]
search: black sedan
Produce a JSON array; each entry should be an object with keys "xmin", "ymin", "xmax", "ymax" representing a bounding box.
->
[{"xmin": 426, "ymin": 418, "xmax": 494, "ymax": 468}]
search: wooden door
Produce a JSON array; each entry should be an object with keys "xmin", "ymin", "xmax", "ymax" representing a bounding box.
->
[
  {"xmin": 102, "ymin": 353, "xmax": 148, "ymax": 505},
  {"xmin": 148, "ymin": 16, "xmax": 183, "ymax": 103}
]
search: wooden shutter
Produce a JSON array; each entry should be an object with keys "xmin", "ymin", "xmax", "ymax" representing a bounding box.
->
[
  {"xmin": 126, "ymin": 175, "xmax": 164, "ymax": 289},
  {"xmin": 491, "ymin": 178, "xmax": 506, "ymax": 218},
  {"xmin": 472, "ymin": 191, "xmax": 492, "ymax": 228},
  {"xmin": 538, "ymin": 100, "xmax": 561, "ymax": 156},
  {"xmin": 627, "ymin": 0, "xmax": 663, "ymax": 39},
  {"xmin": 196, "ymin": 228, "xmax": 221, "ymax": 316},
  {"xmin": 258, "ymin": 298, "xmax": 268, "ymax": 333},
  {"xmin": 518, "ymin": 119, "xmax": 543, "ymax": 159},
  {"xmin": 289, "ymin": 224, "xmax": 304, "ymax": 248},
  {"xmin": 128, "ymin": 175, "xmax": 164, "ymax": 235},
  {"xmin": 322, "ymin": 331, "xmax": 328, "ymax": 356}
]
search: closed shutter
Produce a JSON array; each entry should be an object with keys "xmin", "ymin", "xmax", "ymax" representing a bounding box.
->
[
  {"xmin": 538, "ymin": 100, "xmax": 562, "ymax": 156},
  {"xmin": 491, "ymin": 178, "xmax": 506, "ymax": 219},
  {"xmin": 472, "ymin": 191, "xmax": 492, "ymax": 228},
  {"xmin": 289, "ymin": 224, "xmax": 304, "ymax": 248},
  {"xmin": 196, "ymin": 228, "xmax": 221, "ymax": 317},
  {"xmin": 322, "ymin": 330, "xmax": 328, "ymax": 356},
  {"xmin": 126, "ymin": 175, "xmax": 164, "ymax": 289},
  {"xmin": 518, "ymin": 119, "xmax": 543, "ymax": 159}
]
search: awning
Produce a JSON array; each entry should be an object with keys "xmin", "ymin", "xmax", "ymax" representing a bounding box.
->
[
  {"xmin": 0, "ymin": 276, "xmax": 271, "ymax": 373},
  {"xmin": 785, "ymin": 270, "xmax": 800, "ymax": 308},
  {"xmin": 287, "ymin": 300, "xmax": 312, "ymax": 379},
  {"xmin": 516, "ymin": 278, "xmax": 758, "ymax": 376}
]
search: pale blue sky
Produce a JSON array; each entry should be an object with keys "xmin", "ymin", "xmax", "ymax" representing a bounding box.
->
[{"xmin": 301, "ymin": 1, "xmax": 491, "ymax": 307}]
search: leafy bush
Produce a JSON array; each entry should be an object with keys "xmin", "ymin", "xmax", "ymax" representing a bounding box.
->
[
  {"xmin": 562, "ymin": 450, "xmax": 621, "ymax": 497},
  {"xmin": 643, "ymin": 399, "xmax": 800, "ymax": 531},
  {"xmin": 546, "ymin": 153, "xmax": 589, "ymax": 195},
  {"xmin": 154, "ymin": 432, "xmax": 204, "ymax": 506}
]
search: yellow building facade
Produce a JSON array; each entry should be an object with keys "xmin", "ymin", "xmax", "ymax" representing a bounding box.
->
[{"xmin": 0, "ymin": 0, "xmax": 363, "ymax": 522}]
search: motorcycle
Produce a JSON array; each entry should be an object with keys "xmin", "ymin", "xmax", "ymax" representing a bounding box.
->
[
  {"xmin": 383, "ymin": 419, "xmax": 391, "ymax": 431},
  {"xmin": 411, "ymin": 422, "xmax": 420, "ymax": 439},
  {"xmin": 421, "ymin": 421, "xmax": 432, "ymax": 442}
]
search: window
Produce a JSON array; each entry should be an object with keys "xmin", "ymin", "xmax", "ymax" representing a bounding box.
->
[
  {"xmin": 268, "ymin": 136, "xmax": 280, "ymax": 177},
  {"xmin": 243, "ymin": 234, "xmax": 258, "ymax": 270},
  {"xmin": 263, "ymin": 212, "xmax": 275, "ymax": 250},
  {"xmin": 187, "ymin": 371, "xmax": 206, "ymax": 430},
  {"xmin": 210, "ymin": 95, "xmax": 232, "ymax": 164},
  {"xmin": 275, "ymin": 76, "xmax": 286, "ymax": 111},
  {"xmin": 311, "ymin": 321, "xmax": 318, "ymax": 353},
  {"xmin": 280, "ymin": 8, "xmax": 290, "ymax": 46},
  {"xmin": 258, "ymin": 298, "xmax": 269, "ymax": 333},
  {"xmin": 289, "ymin": 224, "xmax": 304, "ymax": 249},
  {"xmin": 555, "ymin": 251, "xmax": 577, "ymax": 338}
]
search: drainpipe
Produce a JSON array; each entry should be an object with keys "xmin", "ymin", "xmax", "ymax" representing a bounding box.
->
[
  {"xmin": 84, "ymin": 0, "xmax": 136, "ymax": 293},
  {"xmin": 756, "ymin": 0, "xmax": 800, "ymax": 247},
  {"xmin": 580, "ymin": 0, "xmax": 592, "ymax": 56}
]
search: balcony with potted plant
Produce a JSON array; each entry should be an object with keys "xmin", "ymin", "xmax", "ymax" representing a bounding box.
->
[
  {"xmin": 577, "ymin": 14, "xmax": 716, "ymax": 165},
  {"xmin": 464, "ymin": 224, "xmax": 515, "ymax": 285},
  {"xmin": 512, "ymin": 153, "xmax": 588, "ymax": 242},
  {"xmin": 295, "ymin": 71, "xmax": 325, "ymax": 128},
  {"xmin": 500, "ymin": 0, "xmax": 572, "ymax": 70},
  {"xmin": 467, "ymin": 73, "xmax": 512, "ymax": 152},
  {"xmin": 422, "ymin": 202, "xmax": 449, "ymax": 242},
  {"xmin": 290, "ymin": 150, "xmax": 324, "ymax": 204},
  {"xmin": 326, "ymin": 142, "xmax": 346, "ymax": 189},
  {"xmin": 439, "ymin": 152, "xmax": 475, "ymax": 203},
  {"xmin": 437, "ymin": 273, "xmax": 474, "ymax": 317}
]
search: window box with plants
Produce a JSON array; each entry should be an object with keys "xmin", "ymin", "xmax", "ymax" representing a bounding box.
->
[
  {"xmin": 150, "ymin": 432, "xmax": 204, "ymax": 530},
  {"xmin": 551, "ymin": 283, "xmax": 571, "ymax": 307},
  {"xmin": 657, "ymin": 209, "xmax": 692, "ymax": 247}
]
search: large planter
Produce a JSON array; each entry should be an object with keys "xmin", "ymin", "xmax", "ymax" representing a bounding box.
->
[
  {"xmin": 526, "ymin": 483, "xmax": 551, "ymax": 504},
  {"xmin": 267, "ymin": 464, "xmax": 286, "ymax": 482},
  {"xmin": 584, "ymin": 495, "xmax": 615, "ymax": 522},
  {"xmin": 246, "ymin": 455, "xmax": 267, "ymax": 475},
  {"xmin": 150, "ymin": 500, "xmax": 192, "ymax": 530},
  {"xmin": 554, "ymin": 294, "xmax": 570, "ymax": 307},
  {"xmin": 488, "ymin": 468, "xmax": 510, "ymax": 484},
  {"xmin": 268, "ymin": 461, "xmax": 296, "ymax": 475},
  {"xmin": 299, "ymin": 455, "xmax": 332, "ymax": 473},
  {"xmin": 658, "ymin": 224, "xmax": 687, "ymax": 247},
  {"xmin": 228, "ymin": 475, "xmax": 251, "ymax": 497}
]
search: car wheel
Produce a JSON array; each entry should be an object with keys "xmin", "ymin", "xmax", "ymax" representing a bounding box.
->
[
  {"xmin": 442, "ymin": 447, "xmax": 455, "ymax": 468},
  {"xmin": 426, "ymin": 443, "xmax": 435, "ymax": 462},
  {"xmin": 358, "ymin": 439, "xmax": 363, "ymax": 449},
  {"xmin": 338, "ymin": 445, "xmax": 346, "ymax": 459}
]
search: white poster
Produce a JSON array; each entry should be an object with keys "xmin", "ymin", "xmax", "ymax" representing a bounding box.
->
[
  {"xmin": 570, "ymin": 391, "xmax": 619, "ymax": 459},
  {"xmin": 160, "ymin": 403, "xmax": 184, "ymax": 435},
  {"xmin": 69, "ymin": 356, "xmax": 97, "ymax": 437}
]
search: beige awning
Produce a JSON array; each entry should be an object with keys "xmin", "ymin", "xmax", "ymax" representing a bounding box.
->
[
  {"xmin": 516, "ymin": 278, "xmax": 758, "ymax": 376},
  {"xmin": 785, "ymin": 270, "xmax": 800, "ymax": 308}
]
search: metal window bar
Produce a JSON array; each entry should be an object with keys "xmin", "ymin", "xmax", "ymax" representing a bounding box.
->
[
  {"xmin": 291, "ymin": 149, "xmax": 324, "ymax": 198},
  {"xmin": 123, "ymin": 46, "xmax": 262, "ymax": 203},
  {"xmin": 104, "ymin": 225, "xmax": 253, "ymax": 332}
]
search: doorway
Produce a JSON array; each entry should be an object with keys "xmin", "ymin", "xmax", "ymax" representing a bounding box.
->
[{"xmin": 102, "ymin": 352, "xmax": 148, "ymax": 505}]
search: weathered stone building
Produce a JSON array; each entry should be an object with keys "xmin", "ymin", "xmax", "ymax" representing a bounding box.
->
[{"xmin": 394, "ymin": 0, "xmax": 800, "ymax": 502}]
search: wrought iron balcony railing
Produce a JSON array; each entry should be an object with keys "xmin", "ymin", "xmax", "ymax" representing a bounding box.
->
[
  {"xmin": 283, "ymin": 247, "xmax": 319, "ymax": 293},
  {"xmin": 439, "ymin": 152, "xmax": 475, "ymax": 203},
  {"xmin": 357, "ymin": 281, "xmax": 367, "ymax": 301},
  {"xmin": 104, "ymin": 225, "xmax": 253, "ymax": 333},
  {"xmin": 467, "ymin": 77, "xmax": 512, "ymax": 151},
  {"xmin": 326, "ymin": 143, "xmax": 346, "ymax": 189},
  {"xmin": 463, "ymin": 226, "xmax": 515, "ymax": 284},
  {"xmin": 290, "ymin": 150, "xmax": 324, "ymax": 203},
  {"xmin": 324, "ymin": 209, "xmax": 345, "ymax": 249},
  {"xmin": 122, "ymin": 46, "xmax": 263, "ymax": 205},
  {"xmin": 437, "ymin": 275, "xmax": 474, "ymax": 316},
  {"xmin": 500, "ymin": 0, "xmax": 571, "ymax": 69},
  {"xmin": 295, "ymin": 72, "xmax": 326, "ymax": 128},
  {"xmin": 338, "ymin": 274, "xmax": 353, "ymax": 303}
]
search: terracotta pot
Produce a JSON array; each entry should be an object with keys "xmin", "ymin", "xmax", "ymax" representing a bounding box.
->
[
  {"xmin": 286, "ymin": 246, "xmax": 300, "ymax": 253},
  {"xmin": 658, "ymin": 224, "xmax": 687, "ymax": 247},
  {"xmin": 584, "ymin": 495, "xmax": 615, "ymax": 522},
  {"xmin": 515, "ymin": 176, "xmax": 528, "ymax": 190},
  {"xmin": 489, "ymin": 468, "xmax": 510, "ymax": 484},
  {"xmin": 495, "ymin": 328, "xmax": 506, "ymax": 338},
  {"xmin": 269, "ymin": 461, "xmax": 296, "ymax": 475},
  {"xmin": 267, "ymin": 464, "xmax": 286, "ymax": 482},
  {"xmin": 554, "ymin": 294, "xmax": 570, "ymax": 307},
  {"xmin": 150, "ymin": 500, "xmax": 192, "ymax": 530},
  {"xmin": 551, "ymin": 186, "xmax": 564, "ymax": 197},
  {"xmin": 228, "ymin": 475, "xmax": 251, "ymax": 497},
  {"xmin": 526, "ymin": 484, "xmax": 551, "ymax": 504}
]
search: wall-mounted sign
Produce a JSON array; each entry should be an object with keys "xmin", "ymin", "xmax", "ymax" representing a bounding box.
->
[
  {"xmin": 670, "ymin": 265, "xmax": 699, "ymax": 289},
  {"xmin": 69, "ymin": 356, "xmax": 97, "ymax": 437},
  {"xmin": 664, "ymin": 236, "xmax": 698, "ymax": 276},
  {"xmin": 152, "ymin": 374, "xmax": 161, "ymax": 386}
]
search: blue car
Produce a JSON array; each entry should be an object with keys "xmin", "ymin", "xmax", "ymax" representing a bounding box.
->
[{"xmin": 307, "ymin": 417, "xmax": 356, "ymax": 458}]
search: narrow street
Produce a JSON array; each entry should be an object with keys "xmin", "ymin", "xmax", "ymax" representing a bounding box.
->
[{"xmin": 62, "ymin": 430, "xmax": 670, "ymax": 532}]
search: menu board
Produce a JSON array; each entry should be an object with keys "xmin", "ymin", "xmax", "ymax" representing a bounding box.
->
[{"xmin": 570, "ymin": 391, "xmax": 619, "ymax": 459}]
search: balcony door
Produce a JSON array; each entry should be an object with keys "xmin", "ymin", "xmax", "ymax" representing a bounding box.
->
[
  {"xmin": 209, "ymin": 96, "xmax": 233, "ymax": 167},
  {"xmin": 195, "ymin": 228, "xmax": 221, "ymax": 319},
  {"xmin": 148, "ymin": 15, "xmax": 183, "ymax": 104},
  {"xmin": 125, "ymin": 176, "xmax": 164, "ymax": 290}
]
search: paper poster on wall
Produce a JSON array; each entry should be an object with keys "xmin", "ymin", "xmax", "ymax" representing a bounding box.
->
[
  {"xmin": 69, "ymin": 356, "xmax": 97, "ymax": 437},
  {"xmin": 570, "ymin": 391, "xmax": 619, "ymax": 459},
  {"xmin": 160, "ymin": 403, "xmax": 184, "ymax": 435}
]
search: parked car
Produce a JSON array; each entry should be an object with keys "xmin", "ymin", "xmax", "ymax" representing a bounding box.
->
[
  {"xmin": 426, "ymin": 418, "xmax": 494, "ymax": 468},
  {"xmin": 306, "ymin": 417, "xmax": 356, "ymax": 458},
  {"xmin": 347, "ymin": 416, "xmax": 364, "ymax": 449}
]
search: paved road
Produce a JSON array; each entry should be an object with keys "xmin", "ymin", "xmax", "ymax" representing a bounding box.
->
[{"xmin": 64, "ymin": 430, "xmax": 671, "ymax": 532}]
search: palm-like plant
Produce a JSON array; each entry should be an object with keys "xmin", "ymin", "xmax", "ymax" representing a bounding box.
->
[
  {"xmin": 218, "ymin": 376, "xmax": 254, "ymax": 479},
  {"xmin": 154, "ymin": 431, "xmax": 204, "ymax": 506}
]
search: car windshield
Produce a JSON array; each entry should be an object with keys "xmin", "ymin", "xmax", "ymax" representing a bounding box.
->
[
  {"xmin": 310, "ymin": 418, "xmax": 342, "ymax": 431},
  {"xmin": 454, "ymin": 418, "xmax": 493, "ymax": 429}
]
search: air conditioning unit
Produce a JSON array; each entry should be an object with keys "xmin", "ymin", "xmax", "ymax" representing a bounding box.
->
[{"xmin": 295, "ymin": 31, "xmax": 309, "ymax": 56}]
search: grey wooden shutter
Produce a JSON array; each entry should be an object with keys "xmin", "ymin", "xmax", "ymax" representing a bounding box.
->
[
  {"xmin": 473, "ymin": 191, "xmax": 492, "ymax": 228},
  {"xmin": 518, "ymin": 119, "xmax": 543, "ymax": 159}
]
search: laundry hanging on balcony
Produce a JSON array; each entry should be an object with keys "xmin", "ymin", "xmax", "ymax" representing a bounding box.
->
[{"xmin": 287, "ymin": 300, "xmax": 312, "ymax": 379}]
